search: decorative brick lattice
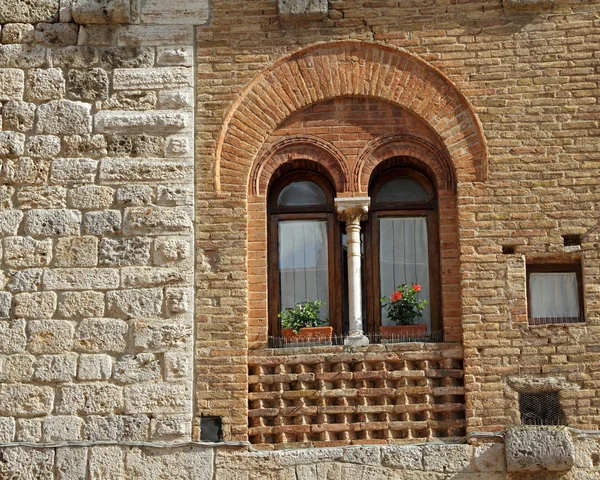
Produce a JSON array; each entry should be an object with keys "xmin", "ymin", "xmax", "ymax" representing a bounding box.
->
[{"xmin": 248, "ymin": 344, "xmax": 465, "ymax": 448}]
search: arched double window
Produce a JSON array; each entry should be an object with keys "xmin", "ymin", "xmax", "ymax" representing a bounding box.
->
[{"xmin": 267, "ymin": 171, "xmax": 342, "ymax": 337}]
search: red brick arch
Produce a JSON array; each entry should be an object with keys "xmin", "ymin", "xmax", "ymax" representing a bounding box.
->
[
  {"xmin": 215, "ymin": 40, "xmax": 487, "ymax": 193},
  {"xmin": 251, "ymin": 136, "xmax": 350, "ymax": 196}
]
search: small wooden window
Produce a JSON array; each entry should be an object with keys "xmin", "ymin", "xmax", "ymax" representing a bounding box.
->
[{"xmin": 527, "ymin": 263, "xmax": 584, "ymax": 325}]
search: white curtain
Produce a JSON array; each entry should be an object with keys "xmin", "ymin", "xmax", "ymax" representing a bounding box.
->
[
  {"xmin": 278, "ymin": 220, "xmax": 328, "ymax": 320},
  {"xmin": 379, "ymin": 217, "xmax": 430, "ymax": 329},
  {"xmin": 529, "ymin": 272, "xmax": 579, "ymax": 320}
]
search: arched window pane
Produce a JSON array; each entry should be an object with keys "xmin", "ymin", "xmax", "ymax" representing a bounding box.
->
[
  {"xmin": 277, "ymin": 181, "xmax": 327, "ymax": 206},
  {"xmin": 278, "ymin": 220, "xmax": 329, "ymax": 321},
  {"xmin": 377, "ymin": 177, "xmax": 428, "ymax": 203},
  {"xmin": 379, "ymin": 217, "xmax": 431, "ymax": 330}
]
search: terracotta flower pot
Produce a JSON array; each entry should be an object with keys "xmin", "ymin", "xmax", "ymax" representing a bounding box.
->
[
  {"xmin": 380, "ymin": 324, "xmax": 427, "ymax": 341},
  {"xmin": 281, "ymin": 326, "xmax": 333, "ymax": 344}
]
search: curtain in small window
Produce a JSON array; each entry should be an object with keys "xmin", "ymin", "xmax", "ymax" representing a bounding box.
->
[
  {"xmin": 529, "ymin": 272, "xmax": 579, "ymax": 320},
  {"xmin": 278, "ymin": 220, "xmax": 329, "ymax": 320},
  {"xmin": 379, "ymin": 217, "xmax": 430, "ymax": 329}
]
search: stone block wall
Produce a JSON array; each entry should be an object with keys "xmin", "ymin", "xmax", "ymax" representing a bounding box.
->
[{"xmin": 0, "ymin": 2, "xmax": 197, "ymax": 444}]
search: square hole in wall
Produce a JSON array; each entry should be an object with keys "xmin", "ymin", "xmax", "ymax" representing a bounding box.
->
[
  {"xmin": 519, "ymin": 391, "xmax": 566, "ymax": 426},
  {"xmin": 200, "ymin": 416, "xmax": 223, "ymax": 442}
]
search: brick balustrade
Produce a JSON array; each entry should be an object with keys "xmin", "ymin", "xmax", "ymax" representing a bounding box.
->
[{"xmin": 248, "ymin": 343, "xmax": 465, "ymax": 449}]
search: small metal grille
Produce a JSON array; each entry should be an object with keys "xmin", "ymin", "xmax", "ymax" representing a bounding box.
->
[{"xmin": 519, "ymin": 391, "xmax": 566, "ymax": 426}]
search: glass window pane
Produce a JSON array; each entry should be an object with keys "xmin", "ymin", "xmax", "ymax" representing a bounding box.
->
[
  {"xmin": 379, "ymin": 217, "xmax": 430, "ymax": 330},
  {"xmin": 377, "ymin": 177, "xmax": 428, "ymax": 203},
  {"xmin": 278, "ymin": 220, "xmax": 329, "ymax": 322},
  {"xmin": 529, "ymin": 272, "xmax": 579, "ymax": 319},
  {"xmin": 277, "ymin": 181, "xmax": 327, "ymax": 206}
]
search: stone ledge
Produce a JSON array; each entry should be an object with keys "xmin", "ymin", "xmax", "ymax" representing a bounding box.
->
[
  {"xmin": 503, "ymin": 0, "xmax": 554, "ymax": 12},
  {"xmin": 505, "ymin": 426, "xmax": 574, "ymax": 472}
]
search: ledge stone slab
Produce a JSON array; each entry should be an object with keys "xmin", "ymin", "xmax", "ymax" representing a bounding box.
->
[{"xmin": 505, "ymin": 426, "xmax": 575, "ymax": 472}]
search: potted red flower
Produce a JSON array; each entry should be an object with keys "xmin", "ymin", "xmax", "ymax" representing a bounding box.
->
[
  {"xmin": 380, "ymin": 284, "xmax": 428, "ymax": 341},
  {"xmin": 279, "ymin": 300, "xmax": 332, "ymax": 344}
]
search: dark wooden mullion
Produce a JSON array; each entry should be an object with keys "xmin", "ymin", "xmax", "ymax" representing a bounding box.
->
[
  {"xmin": 328, "ymin": 213, "xmax": 343, "ymax": 335},
  {"xmin": 267, "ymin": 214, "xmax": 281, "ymax": 338},
  {"xmin": 426, "ymin": 209, "xmax": 441, "ymax": 333}
]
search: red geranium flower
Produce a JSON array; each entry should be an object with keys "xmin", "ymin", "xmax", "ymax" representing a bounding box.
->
[
  {"xmin": 412, "ymin": 284, "xmax": 421, "ymax": 292},
  {"xmin": 391, "ymin": 291, "xmax": 402, "ymax": 302}
]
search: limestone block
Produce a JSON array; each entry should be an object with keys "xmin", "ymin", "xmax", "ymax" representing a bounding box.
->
[
  {"xmin": 0, "ymin": 417, "xmax": 15, "ymax": 442},
  {"xmin": 56, "ymin": 447, "xmax": 88, "ymax": 480},
  {"xmin": 58, "ymin": 291, "xmax": 105, "ymax": 319},
  {"xmin": 106, "ymin": 288, "xmax": 163, "ymax": 318},
  {"xmin": 125, "ymin": 447, "xmax": 213, "ymax": 480},
  {"xmin": 113, "ymin": 353, "xmax": 161, "ymax": 384},
  {"xmin": 0, "ymin": 384, "xmax": 54, "ymax": 416},
  {"xmin": 100, "ymin": 158, "xmax": 193, "ymax": 183},
  {"xmin": 35, "ymin": 23, "xmax": 79, "ymax": 48},
  {"xmin": 113, "ymin": 67, "xmax": 192, "ymax": 90},
  {"xmin": 150, "ymin": 415, "xmax": 190, "ymax": 440},
  {"xmin": 60, "ymin": 0, "xmax": 73, "ymax": 22},
  {"xmin": 0, "ymin": 210, "xmax": 23, "ymax": 235},
  {"xmin": 0, "ymin": 68, "xmax": 24, "ymax": 100},
  {"xmin": 5, "ymin": 269, "xmax": 43, "ymax": 293},
  {"xmin": 423, "ymin": 444, "xmax": 473, "ymax": 473},
  {"xmin": 68, "ymin": 68, "xmax": 109, "ymax": 101},
  {"xmin": 15, "ymin": 291, "xmax": 57, "ymax": 318},
  {"xmin": 43, "ymin": 416, "xmax": 82, "ymax": 441},
  {"xmin": 120, "ymin": 266, "xmax": 192, "ymax": 288},
  {"xmin": 25, "ymin": 135, "xmax": 61, "ymax": 158},
  {"xmin": 99, "ymin": 46, "xmax": 154, "ymax": 68},
  {"xmin": 474, "ymin": 443, "xmax": 505, "ymax": 472},
  {"xmin": 0, "ymin": 292, "xmax": 10, "ymax": 318},
  {"xmin": 164, "ymin": 352, "xmax": 191, "ymax": 380},
  {"xmin": 72, "ymin": 0, "xmax": 131, "ymax": 24},
  {"xmin": 3, "ymin": 236, "xmax": 53, "ymax": 268},
  {"xmin": 164, "ymin": 136, "xmax": 191, "ymax": 157},
  {"xmin": 154, "ymin": 236, "xmax": 192, "ymax": 265},
  {"xmin": 84, "ymin": 414, "xmax": 149, "ymax": 441},
  {"xmin": 0, "ymin": 44, "xmax": 46, "ymax": 68},
  {"xmin": 36, "ymin": 100, "xmax": 92, "ymax": 135},
  {"xmin": 0, "ymin": 131, "xmax": 25, "ymax": 157},
  {"xmin": 158, "ymin": 89, "xmax": 193, "ymax": 110},
  {"xmin": 99, "ymin": 237, "xmax": 151, "ymax": 266},
  {"xmin": 0, "ymin": 0, "xmax": 59, "ymax": 23},
  {"xmin": 2, "ymin": 354, "xmax": 35, "ymax": 382},
  {"xmin": 157, "ymin": 185, "xmax": 194, "ymax": 206},
  {"xmin": 116, "ymin": 185, "xmax": 153, "ymax": 206},
  {"xmin": 0, "ymin": 319, "xmax": 26, "ymax": 353},
  {"xmin": 89, "ymin": 446, "xmax": 124, "ymax": 480},
  {"xmin": 505, "ymin": 426, "xmax": 575, "ymax": 472},
  {"xmin": 63, "ymin": 134, "xmax": 107, "ymax": 158},
  {"xmin": 57, "ymin": 384, "xmax": 123, "ymax": 415},
  {"xmin": 74, "ymin": 317, "xmax": 128, "ymax": 353},
  {"xmin": 166, "ymin": 288, "xmax": 191, "ymax": 315},
  {"xmin": 68, "ymin": 185, "xmax": 114, "ymax": 210},
  {"xmin": 34, "ymin": 354, "xmax": 78, "ymax": 382},
  {"xmin": 50, "ymin": 158, "xmax": 98, "ymax": 185},
  {"xmin": 117, "ymin": 25, "xmax": 194, "ymax": 47},
  {"xmin": 55, "ymin": 236, "xmax": 98, "ymax": 267},
  {"xmin": 124, "ymin": 383, "xmax": 191, "ymax": 414},
  {"xmin": 16, "ymin": 186, "xmax": 67, "ymax": 209},
  {"xmin": 101, "ymin": 90, "xmax": 157, "ymax": 111},
  {"xmin": 278, "ymin": 0, "xmax": 327, "ymax": 21},
  {"xmin": 26, "ymin": 68, "xmax": 66, "ymax": 102},
  {"xmin": 157, "ymin": 47, "xmax": 193, "ymax": 67},
  {"xmin": 83, "ymin": 210, "xmax": 122, "ymax": 235},
  {"xmin": 16, "ymin": 418, "xmax": 42, "ymax": 442},
  {"xmin": 2, "ymin": 157, "xmax": 52, "ymax": 185},
  {"xmin": 342, "ymin": 446, "xmax": 381, "ymax": 466},
  {"xmin": 132, "ymin": 319, "xmax": 192, "ymax": 351},
  {"xmin": 77, "ymin": 25, "xmax": 118, "ymax": 47},
  {"xmin": 78, "ymin": 353, "xmax": 112, "ymax": 380},
  {"xmin": 107, "ymin": 134, "xmax": 164, "ymax": 158},
  {"xmin": 0, "ymin": 185, "xmax": 14, "ymax": 209},
  {"xmin": 0, "ymin": 447, "xmax": 55, "ymax": 479},
  {"xmin": 141, "ymin": 0, "xmax": 208, "ymax": 24},
  {"xmin": 123, "ymin": 206, "xmax": 192, "ymax": 234},
  {"xmin": 24, "ymin": 209, "xmax": 81, "ymax": 236},
  {"xmin": 52, "ymin": 46, "xmax": 98, "ymax": 68},
  {"xmin": 95, "ymin": 111, "xmax": 191, "ymax": 133},
  {"xmin": 27, "ymin": 320, "xmax": 74, "ymax": 354},
  {"xmin": 43, "ymin": 268, "xmax": 118, "ymax": 290},
  {"xmin": 503, "ymin": 0, "xmax": 554, "ymax": 11},
  {"xmin": 1, "ymin": 23, "xmax": 35, "ymax": 44},
  {"xmin": 2, "ymin": 100, "xmax": 36, "ymax": 132}
]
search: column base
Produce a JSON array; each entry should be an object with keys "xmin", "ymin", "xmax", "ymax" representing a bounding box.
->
[{"xmin": 344, "ymin": 334, "xmax": 370, "ymax": 346}]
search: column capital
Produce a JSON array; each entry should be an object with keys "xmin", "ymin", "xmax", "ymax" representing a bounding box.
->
[{"xmin": 334, "ymin": 197, "xmax": 370, "ymax": 224}]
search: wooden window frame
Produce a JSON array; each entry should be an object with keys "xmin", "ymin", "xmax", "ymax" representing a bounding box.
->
[
  {"xmin": 526, "ymin": 263, "xmax": 584, "ymax": 325},
  {"xmin": 364, "ymin": 168, "xmax": 442, "ymax": 335},
  {"xmin": 267, "ymin": 171, "xmax": 343, "ymax": 338}
]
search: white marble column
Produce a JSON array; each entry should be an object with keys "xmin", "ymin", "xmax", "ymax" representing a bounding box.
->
[{"xmin": 335, "ymin": 197, "xmax": 370, "ymax": 346}]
